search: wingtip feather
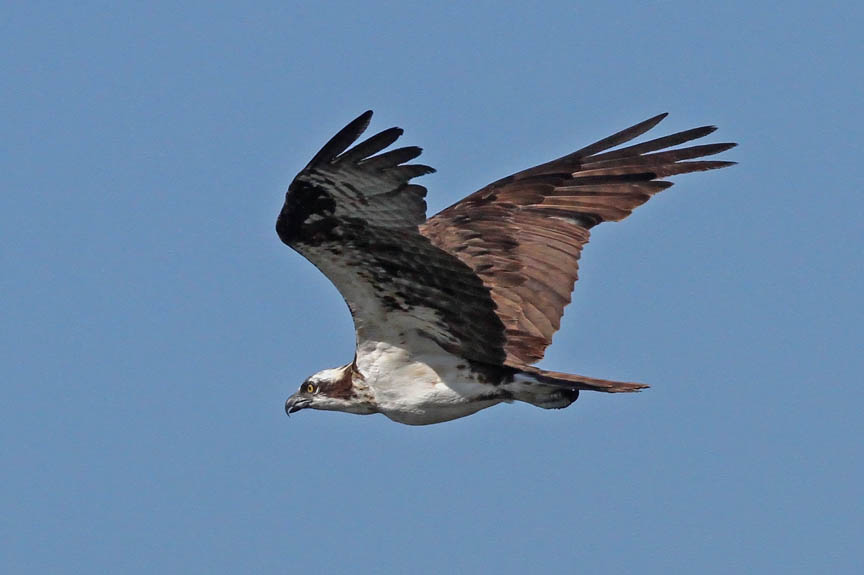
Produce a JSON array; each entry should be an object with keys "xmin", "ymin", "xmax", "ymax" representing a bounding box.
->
[
  {"xmin": 650, "ymin": 111, "xmax": 669, "ymax": 124},
  {"xmin": 573, "ymin": 113, "xmax": 670, "ymax": 158},
  {"xmin": 307, "ymin": 110, "xmax": 375, "ymax": 167}
]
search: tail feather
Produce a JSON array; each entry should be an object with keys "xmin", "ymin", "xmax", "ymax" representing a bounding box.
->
[{"xmin": 520, "ymin": 366, "xmax": 649, "ymax": 393}]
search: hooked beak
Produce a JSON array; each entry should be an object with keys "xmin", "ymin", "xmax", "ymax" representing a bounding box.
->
[{"xmin": 284, "ymin": 393, "xmax": 312, "ymax": 416}]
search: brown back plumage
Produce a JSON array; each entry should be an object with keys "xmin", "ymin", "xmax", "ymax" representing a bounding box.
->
[{"xmin": 420, "ymin": 113, "xmax": 736, "ymax": 366}]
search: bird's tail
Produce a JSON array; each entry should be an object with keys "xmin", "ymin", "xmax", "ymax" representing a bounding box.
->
[
  {"xmin": 504, "ymin": 366, "xmax": 648, "ymax": 410},
  {"xmin": 521, "ymin": 366, "xmax": 649, "ymax": 393}
]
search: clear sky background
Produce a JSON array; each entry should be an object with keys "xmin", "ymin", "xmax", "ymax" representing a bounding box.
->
[{"xmin": 2, "ymin": 2, "xmax": 862, "ymax": 573}]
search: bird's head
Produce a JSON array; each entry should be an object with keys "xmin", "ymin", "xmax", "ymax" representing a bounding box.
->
[{"xmin": 284, "ymin": 364, "xmax": 375, "ymax": 417}]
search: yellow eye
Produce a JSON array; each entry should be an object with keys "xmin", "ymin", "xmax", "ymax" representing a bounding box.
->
[{"xmin": 306, "ymin": 383, "xmax": 316, "ymax": 393}]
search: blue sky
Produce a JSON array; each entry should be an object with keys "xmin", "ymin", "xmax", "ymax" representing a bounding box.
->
[{"xmin": 2, "ymin": 2, "xmax": 862, "ymax": 573}]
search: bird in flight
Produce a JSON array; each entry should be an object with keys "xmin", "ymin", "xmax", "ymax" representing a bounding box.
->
[{"xmin": 278, "ymin": 111, "xmax": 735, "ymax": 425}]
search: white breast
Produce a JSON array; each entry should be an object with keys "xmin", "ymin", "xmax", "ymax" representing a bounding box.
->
[{"xmin": 355, "ymin": 338, "xmax": 504, "ymax": 425}]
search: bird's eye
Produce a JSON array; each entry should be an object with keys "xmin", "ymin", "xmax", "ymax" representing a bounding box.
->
[{"xmin": 306, "ymin": 383, "xmax": 316, "ymax": 393}]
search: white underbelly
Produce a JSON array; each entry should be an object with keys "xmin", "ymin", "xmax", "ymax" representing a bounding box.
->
[
  {"xmin": 379, "ymin": 385, "xmax": 503, "ymax": 425},
  {"xmin": 356, "ymin": 339, "xmax": 505, "ymax": 425}
]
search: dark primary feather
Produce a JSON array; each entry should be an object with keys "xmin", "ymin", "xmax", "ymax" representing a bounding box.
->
[
  {"xmin": 421, "ymin": 114, "xmax": 736, "ymax": 366},
  {"xmin": 277, "ymin": 111, "xmax": 509, "ymax": 365},
  {"xmin": 305, "ymin": 110, "xmax": 374, "ymax": 166}
]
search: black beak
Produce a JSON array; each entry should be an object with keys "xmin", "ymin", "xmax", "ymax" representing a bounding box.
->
[{"xmin": 284, "ymin": 394, "xmax": 311, "ymax": 416}]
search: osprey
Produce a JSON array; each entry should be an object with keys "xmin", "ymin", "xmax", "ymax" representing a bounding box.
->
[{"xmin": 278, "ymin": 111, "xmax": 735, "ymax": 425}]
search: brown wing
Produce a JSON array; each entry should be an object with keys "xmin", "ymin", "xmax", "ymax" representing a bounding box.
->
[
  {"xmin": 420, "ymin": 113, "xmax": 736, "ymax": 366},
  {"xmin": 277, "ymin": 111, "xmax": 508, "ymax": 365}
]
